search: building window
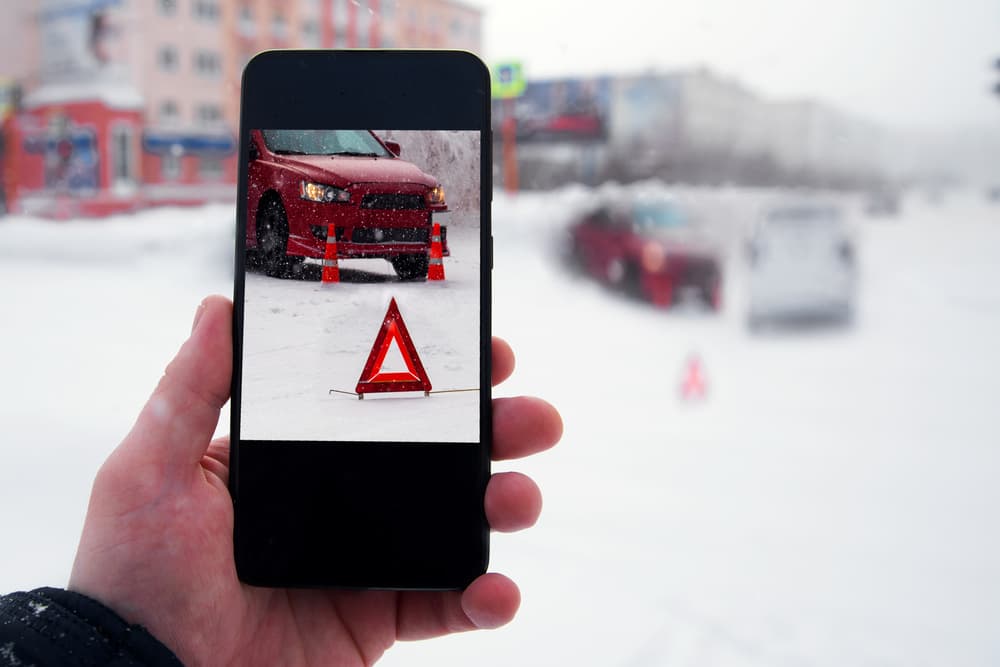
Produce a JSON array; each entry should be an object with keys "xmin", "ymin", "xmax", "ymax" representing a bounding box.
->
[
  {"xmin": 272, "ymin": 14, "xmax": 288, "ymax": 41},
  {"xmin": 238, "ymin": 5, "xmax": 255, "ymax": 37},
  {"xmin": 199, "ymin": 156, "xmax": 224, "ymax": 180},
  {"xmin": 158, "ymin": 45, "xmax": 179, "ymax": 72},
  {"xmin": 302, "ymin": 20, "xmax": 320, "ymax": 48},
  {"xmin": 158, "ymin": 0, "xmax": 178, "ymax": 15},
  {"xmin": 195, "ymin": 104, "xmax": 223, "ymax": 126},
  {"xmin": 111, "ymin": 125, "xmax": 137, "ymax": 190},
  {"xmin": 194, "ymin": 51, "xmax": 222, "ymax": 77},
  {"xmin": 159, "ymin": 100, "xmax": 180, "ymax": 125},
  {"xmin": 162, "ymin": 153, "xmax": 181, "ymax": 181},
  {"xmin": 193, "ymin": 0, "xmax": 220, "ymax": 21}
]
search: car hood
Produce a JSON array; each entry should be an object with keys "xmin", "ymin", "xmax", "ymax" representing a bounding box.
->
[{"xmin": 276, "ymin": 155, "xmax": 437, "ymax": 188}]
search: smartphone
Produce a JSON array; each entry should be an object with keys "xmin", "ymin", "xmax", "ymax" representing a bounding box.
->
[{"xmin": 230, "ymin": 50, "xmax": 492, "ymax": 589}]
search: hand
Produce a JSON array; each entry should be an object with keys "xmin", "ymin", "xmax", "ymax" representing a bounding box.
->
[{"xmin": 68, "ymin": 295, "xmax": 562, "ymax": 667}]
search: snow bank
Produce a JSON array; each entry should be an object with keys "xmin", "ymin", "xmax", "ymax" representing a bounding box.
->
[
  {"xmin": 379, "ymin": 130, "xmax": 481, "ymax": 221},
  {"xmin": 2, "ymin": 191, "xmax": 999, "ymax": 666}
]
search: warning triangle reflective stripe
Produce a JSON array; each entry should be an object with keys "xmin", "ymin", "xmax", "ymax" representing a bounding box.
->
[{"xmin": 356, "ymin": 297, "xmax": 432, "ymax": 395}]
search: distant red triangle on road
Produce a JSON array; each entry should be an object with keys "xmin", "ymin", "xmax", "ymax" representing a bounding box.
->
[{"xmin": 356, "ymin": 297, "xmax": 432, "ymax": 395}]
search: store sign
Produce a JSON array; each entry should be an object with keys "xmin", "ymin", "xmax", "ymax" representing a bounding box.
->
[
  {"xmin": 24, "ymin": 116, "xmax": 100, "ymax": 192},
  {"xmin": 493, "ymin": 77, "xmax": 612, "ymax": 143},
  {"xmin": 491, "ymin": 62, "xmax": 526, "ymax": 100}
]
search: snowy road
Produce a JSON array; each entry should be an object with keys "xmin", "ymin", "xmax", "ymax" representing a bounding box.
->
[
  {"xmin": 240, "ymin": 226, "xmax": 481, "ymax": 443},
  {"xmin": 1, "ymin": 190, "xmax": 998, "ymax": 666}
]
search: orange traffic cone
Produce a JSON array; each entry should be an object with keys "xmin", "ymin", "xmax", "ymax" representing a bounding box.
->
[
  {"xmin": 679, "ymin": 354, "xmax": 707, "ymax": 400},
  {"xmin": 427, "ymin": 221, "xmax": 445, "ymax": 281},
  {"xmin": 321, "ymin": 223, "xmax": 340, "ymax": 283}
]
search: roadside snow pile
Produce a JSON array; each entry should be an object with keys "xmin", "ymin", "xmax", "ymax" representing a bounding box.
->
[{"xmin": 0, "ymin": 204, "xmax": 235, "ymax": 271}]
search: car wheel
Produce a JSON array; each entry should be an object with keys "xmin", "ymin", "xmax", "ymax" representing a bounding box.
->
[
  {"xmin": 256, "ymin": 198, "xmax": 302, "ymax": 278},
  {"xmin": 702, "ymin": 281, "xmax": 722, "ymax": 311},
  {"xmin": 391, "ymin": 253, "xmax": 429, "ymax": 281},
  {"xmin": 622, "ymin": 263, "xmax": 645, "ymax": 301}
]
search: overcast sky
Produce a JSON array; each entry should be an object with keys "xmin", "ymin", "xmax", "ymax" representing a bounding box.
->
[{"xmin": 470, "ymin": 0, "xmax": 1000, "ymax": 131}]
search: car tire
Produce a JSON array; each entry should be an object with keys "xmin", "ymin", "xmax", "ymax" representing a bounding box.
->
[
  {"xmin": 256, "ymin": 198, "xmax": 302, "ymax": 279},
  {"xmin": 701, "ymin": 281, "xmax": 722, "ymax": 311},
  {"xmin": 391, "ymin": 253, "xmax": 429, "ymax": 281},
  {"xmin": 622, "ymin": 263, "xmax": 645, "ymax": 301}
]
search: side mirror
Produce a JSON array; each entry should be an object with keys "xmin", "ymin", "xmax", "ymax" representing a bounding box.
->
[{"xmin": 384, "ymin": 140, "xmax": 401, "ymax": 157}]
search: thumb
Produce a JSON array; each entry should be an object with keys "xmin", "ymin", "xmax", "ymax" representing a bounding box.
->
[{"xmin": 119, "ymin": 295, "xmax": 233, "ymax": 469}]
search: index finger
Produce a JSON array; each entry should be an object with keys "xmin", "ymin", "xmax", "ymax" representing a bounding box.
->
[{"xmin": 492, "ymin": 336, "xmax": 515, "ymax": 386}]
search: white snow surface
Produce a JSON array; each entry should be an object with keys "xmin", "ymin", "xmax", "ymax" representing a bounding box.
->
[
  {"xmin": 240, "ymin": 227, "xmax": 481, "ymax": 443},
  {"xmin": 1, "ymin": 189, "xmax": 999, "ymax": 666}
]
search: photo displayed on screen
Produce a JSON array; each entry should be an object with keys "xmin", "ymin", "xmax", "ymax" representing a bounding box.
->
[{"xmin": 240, "ymin": 129, "xmax": 481, "ymax": 443}]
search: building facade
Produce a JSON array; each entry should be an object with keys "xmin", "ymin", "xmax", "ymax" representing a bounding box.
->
[
  {"xmin": 0, "ymin": 0, "xmax": 482, "ymax": 217},
  {"xmin": 503, "ymin": 68, "xmax": 893, "ymax": 189}
]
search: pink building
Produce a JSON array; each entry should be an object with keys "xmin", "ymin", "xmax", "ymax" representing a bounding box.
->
[{"xmin": 0, "ymin": 0, "xmax": 482, "ymax": 217}]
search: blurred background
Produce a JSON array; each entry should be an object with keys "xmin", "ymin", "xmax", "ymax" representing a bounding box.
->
[{"xmin": 1, "ymin": 1, "xmax": 999, "ymax": 665}]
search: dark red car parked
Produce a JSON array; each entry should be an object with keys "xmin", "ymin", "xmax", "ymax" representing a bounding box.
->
[
  {"xmin": 568, "ymin": 195, "xmax": 722, "ymax": 309},
  {"xmin": 246, "ymin": 129, "xmax": 449, "ymax": 279}
]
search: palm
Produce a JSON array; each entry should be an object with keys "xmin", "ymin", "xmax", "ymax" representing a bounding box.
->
[{"xmin": 68, "ymin": 296, "xmax": 560, "ymax": 667}]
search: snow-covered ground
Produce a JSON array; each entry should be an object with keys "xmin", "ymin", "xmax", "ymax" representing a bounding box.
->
[
  {"xmin": 1, "ymin": 189, "xmax": 999, "ymax": 666},
  {"xmin": 240, "ymin": 226, "xmax": 481, "ymax": 442}
]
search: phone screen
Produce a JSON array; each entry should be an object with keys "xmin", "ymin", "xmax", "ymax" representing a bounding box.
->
[
  {"xmin": 240, "ymin": 128, "xmax": 482, "ymax": 443},
  {"xmin": 231, "ymin": 51, "xmax": 491, "ymax": 589}
]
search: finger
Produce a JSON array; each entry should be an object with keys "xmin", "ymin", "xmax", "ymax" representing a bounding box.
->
[
  {"xmin": 119, "ymin": 295, "xmax": 233, "ymax": 468},
  {"xmin": 395, "ymin": 573, "xmax": 520, "ymax": 640},
  {"xmin": 492, "ymin": 396, "xmax": 563, "ymax": 461},
  {"xmin": 485, "ymin": 472, "xmax": 542, "ymax": 532},
  {"xmin": 462, "ymin": 573, "xmax": 521, "ymax": 630},
  {"xmin": 491, "ymin": 337, "xmax": 515, "ymax": 386},
  {"xmin": 201, "ymin": 436, "xmax": 231, "ymax": 485}
]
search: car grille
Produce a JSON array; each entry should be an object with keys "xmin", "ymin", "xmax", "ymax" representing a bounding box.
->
[
  {"xmin": 360, "ymin": 194, "xmax": 425, "ymax": 210},
  {"xmin": 310, "ymin": 225, "xmax": 431, "ymax": 243},
  {"xmin": 351, "ymin": 227, "xmax": 429, "ymax": 243}
]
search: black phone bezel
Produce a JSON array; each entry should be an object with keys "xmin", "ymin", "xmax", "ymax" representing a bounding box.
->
[{"xmin": 230, "ymin": 50, "xmax": 492, "ymax": 590}]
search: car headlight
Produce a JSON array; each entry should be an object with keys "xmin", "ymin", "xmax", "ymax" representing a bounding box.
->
[
  {"xmin": 426, "ymin": 185, "xmax": 445, "ymax": 206},
  {"xmin": 300, "ymin": 181, "xmax": 351, "ymax": 203},
  {"xmin": 641, "ymin": 242, "xmax": 667, "ymax": 272}
]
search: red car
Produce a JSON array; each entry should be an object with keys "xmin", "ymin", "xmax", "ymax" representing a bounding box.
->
[
  {"xmin": 568, "ymin": 196, "xmax": 722, "ymax": 309},
  {"xmin": 246, "ymin": 129, "xmax": 449, "ymax": 279}
]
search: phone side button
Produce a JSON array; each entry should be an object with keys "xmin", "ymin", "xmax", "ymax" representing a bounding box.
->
[{"xmin": 490, "ymin": 235, "xmax": 494, "ymax": 270}]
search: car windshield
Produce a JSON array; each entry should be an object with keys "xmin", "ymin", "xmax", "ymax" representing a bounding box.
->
[
  {"xmin": 261, "ymin": 129, "xmax": 392, "ymax": 157},
  {"xmin": 633, "ymin": 201, "xmax": 688, "ymax": 234}
]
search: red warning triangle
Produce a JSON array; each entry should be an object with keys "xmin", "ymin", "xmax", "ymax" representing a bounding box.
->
[{"xmin": 356, "ymin": 297, "xmax": 432, "ymax": 395}]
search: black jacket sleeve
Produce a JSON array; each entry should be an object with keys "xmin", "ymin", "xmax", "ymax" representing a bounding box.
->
[{"xmin": 0, "ymin": 587, "xmax": 183, "ymax": 666}]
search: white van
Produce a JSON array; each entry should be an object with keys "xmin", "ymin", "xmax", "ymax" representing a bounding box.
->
[{"xmin": 745, "ymin": 202, "xmax": 857, "ymax": 329}]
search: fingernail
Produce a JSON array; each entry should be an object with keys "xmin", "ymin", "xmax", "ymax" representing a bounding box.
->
[{"xmin": 191, "ymin": 300, "xmax": 208, "ymax": 334}]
